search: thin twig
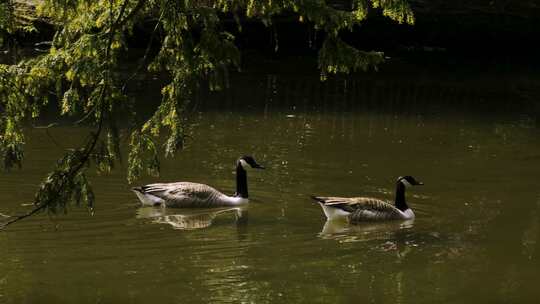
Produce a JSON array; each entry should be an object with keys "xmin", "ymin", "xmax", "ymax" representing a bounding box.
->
[
  {"xmin": 121, "ymin": 10, "xmax": 164, "ymax": 93},
  {"xmin": 1, "ymin": 204, "xmax": 47, "ymax": 229},
  {"xmin": 32, "ymin": 123, "xmax": 64, "ymax": 149},
  {"xmin": 115, "ymin": 0, "xmax": 146, "ymax": 30},
  {"xmin": 74, "ymin": 107, "xmax": 97, "ymax": 125},
  {"xmin": 45, "ymin": 128, "xmax": 64, "ymax": 150},
  {"xmin": 32, "ymin": 123, "xmax": 59, "ymax": 129}
]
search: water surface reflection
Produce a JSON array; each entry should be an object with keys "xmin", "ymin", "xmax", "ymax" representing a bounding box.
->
[
  {"xmin": 136, "ymin": 206, "xmax": 248, "ymax": 230},
  {"xmin": 319, "ymin": 219, "xmax": 415, "ymax": 241}
]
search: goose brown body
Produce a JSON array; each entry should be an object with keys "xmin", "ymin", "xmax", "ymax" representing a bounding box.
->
[
  {"xmin": 133, "ymin": 182, "xmax": 240, "ymax": 208},
  {"xmin": 132, "ymin": 156, "xmax": 264, "ymax": 208},
  {"xmin": 312, "ymin": 196, "xmax": 411, "ymax": 221},
  {"xmin": 311, "ymin": 176, "xmax": 423, "ymax": 222}
]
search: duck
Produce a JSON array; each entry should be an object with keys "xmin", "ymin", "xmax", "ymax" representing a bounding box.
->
[
  {"xmin": 132, "ymin": 156, "xmax": 264, "ymax": 208},
  {"xmin": 311, "ymin": 176, "xmax": 423, "ymax": 222}
]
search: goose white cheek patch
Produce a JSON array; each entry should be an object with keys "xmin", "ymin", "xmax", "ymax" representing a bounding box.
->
[
  {"xmin": 400, "ymin": 179, "xmax": 412, "ymax": 187},
  {"xmin": 239, "ymin": 159, "xmax": 249, "ymax": 169}
]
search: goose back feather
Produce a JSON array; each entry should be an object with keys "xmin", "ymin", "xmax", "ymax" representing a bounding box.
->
[
  {"xmin": 312, "ymin": 196, "xmax": 409, "ymax": 221},
  {"xmin": 133, "ymin": 182, "xmax": 245, "ymax": 208},
  {"xmin": 132, "ymin": 155, "xmax": 264, "ymax": 208},
  {"xmin": 311, "ymin": 176, "xmax": 422, "ymax": 222}
]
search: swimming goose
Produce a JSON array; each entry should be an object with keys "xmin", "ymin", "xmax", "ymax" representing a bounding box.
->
[
  {"xmin": 132, "ymin": 156, "xmax": 264, "ymax": 207},
  {"xmin": 311, "ymin": 176, "xmax": 423, "ymax": 222}
]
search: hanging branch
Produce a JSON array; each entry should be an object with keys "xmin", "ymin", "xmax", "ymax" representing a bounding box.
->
[
  {"xmin": 1, "ymin": 0, "xmax": 146, "ymax": 230},
  {"xmin": 0, "ymin": 75, "xmax": 106, "ymax": 230}
]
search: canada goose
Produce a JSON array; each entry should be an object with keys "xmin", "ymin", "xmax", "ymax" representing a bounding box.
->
[
  {"xmin": 132, "ymin": 156, "xmax": 264, "ymax": 207},
  {"xmin": 311, "ymin": 176, "xmax": 423, "ymax": 222}
]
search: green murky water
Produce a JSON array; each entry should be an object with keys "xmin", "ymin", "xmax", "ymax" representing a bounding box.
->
[{"xmin": 1, "ymin": 71, "xmax": 540, "ymax": 303}]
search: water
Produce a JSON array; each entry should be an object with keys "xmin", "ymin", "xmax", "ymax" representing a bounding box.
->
[{"xmin": 1, "ymin": 70, "xmax": 540, "ymax": 303}]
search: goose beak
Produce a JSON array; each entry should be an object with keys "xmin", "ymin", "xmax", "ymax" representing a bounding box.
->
[
  {"xmin": 254, "ymin": 164, "xmax": 265, "ymax": 169},
  {"xmin": 417, "ymin": 181, "xmax": 424, "ymax": 185}
]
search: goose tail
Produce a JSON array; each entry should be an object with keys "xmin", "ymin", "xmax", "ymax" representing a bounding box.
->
[
  {"xmin": 318, "ymin": 203, "xmax": 350, "ymax": 221},
  {"xmin": 310, "ymin": 195, "xmax": 325, "ymax": 204},
  {"xmin": 132, "ymin": 186, "xmax": 143, "ymax": 193},
  {"xmin": 310, "ymin": 195, "xmax": 350, "ymax": 221},
  {"xmin": 132, "ymin": 186, "xmax": 163, "ymax": 206}
]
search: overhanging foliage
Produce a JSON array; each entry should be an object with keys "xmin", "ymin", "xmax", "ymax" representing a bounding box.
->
[{"xmin": 0, "ymin": 0, "xmax": 414, "ymax": 228}]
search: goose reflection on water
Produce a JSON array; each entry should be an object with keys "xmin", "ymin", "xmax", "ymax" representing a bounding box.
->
[
  {"xmin": 319, "ymin": 219, "xmax": 417, "ymax": 262},
  {"xmin": 319, "ymin": 218, "xmax": 415, "ymax": 241},
  {"xmin": 136, "ymin": 206, "xmax": 248, "ymax": 230}
]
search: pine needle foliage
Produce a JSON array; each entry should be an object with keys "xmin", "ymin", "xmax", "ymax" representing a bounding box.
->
[{"xmin": 0, "ymin": 0, "xmax": 414, "ymax": 227}]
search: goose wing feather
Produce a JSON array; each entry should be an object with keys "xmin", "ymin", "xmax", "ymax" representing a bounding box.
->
[
  {"xmin": 313, "ymin": 196, "xmax": 403, "ymax": 221},
  {"xmin": 141, "ymin": 182, "xmax": 227, "ymax": 207}
]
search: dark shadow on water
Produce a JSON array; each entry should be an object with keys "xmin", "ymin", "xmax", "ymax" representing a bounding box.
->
[{"xmin": 181, "ymin": 63, "xmax": 540, "ymax": 120}]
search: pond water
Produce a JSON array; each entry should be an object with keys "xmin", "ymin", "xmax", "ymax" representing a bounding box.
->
[{"xmin": 1, "ymin": 69, "xmax": 540, "ymax": 303}]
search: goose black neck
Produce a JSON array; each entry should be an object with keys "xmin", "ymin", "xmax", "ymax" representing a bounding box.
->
[
  {"xmin": 394, "ymin": 182, "xmax": 408, "ymax": 211},
  {"xmin": 235, "ymin": 163, "xmax": 248, "ymax": 198}
]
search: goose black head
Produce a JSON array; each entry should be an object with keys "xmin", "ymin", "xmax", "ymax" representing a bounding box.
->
[
  {"xmin": 397, "ymin": 176, "xmax": 424, "ymax": 187},
  {"xmin": 238, "ymin": 155, "xmax": 265, "ymax": 170}
]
